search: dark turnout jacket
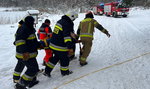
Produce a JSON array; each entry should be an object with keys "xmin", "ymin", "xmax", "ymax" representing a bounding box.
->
[
  {"xmin": 49, "ymin": 15, "xmax": 74, "ymax": 52},
  {"xmin": 14, "ymin": 22, "xmax": 40, "ymax": 59}
]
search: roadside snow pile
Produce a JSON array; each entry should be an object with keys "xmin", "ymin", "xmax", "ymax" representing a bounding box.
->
[{"xmin": 0, "ymin": 11, "xmax": 26, "ymax": 24}]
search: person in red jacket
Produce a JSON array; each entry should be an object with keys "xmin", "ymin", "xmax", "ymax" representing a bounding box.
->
[{"xmin": 37, "ymin": 19, "xmax": 53, "ymax": 65}]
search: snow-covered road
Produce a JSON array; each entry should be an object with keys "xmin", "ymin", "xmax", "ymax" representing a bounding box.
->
[{"xmin": 0, "ymin": 8, "xmax": 150, "ymax": 89}]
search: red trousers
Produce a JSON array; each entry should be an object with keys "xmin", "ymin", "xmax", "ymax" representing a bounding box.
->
[{"xmin": 44, "ymin": 49, "xmax": 53, "ymax": 63}]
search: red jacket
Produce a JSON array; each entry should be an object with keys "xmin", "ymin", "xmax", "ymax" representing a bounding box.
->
[{"xmin": 38, "ymin": 23, "xmax": 52, "ymax": 40}]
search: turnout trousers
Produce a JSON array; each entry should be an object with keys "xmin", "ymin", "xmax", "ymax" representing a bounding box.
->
[
  {"xmin": 80, "ymin": 37, "xmax": 93, "ymax": 63},
  {"xmin": 13, "ymin": 58, "xmax": 39, "ymax": 86},
  {"xmin": 45, "ymin": 50, "xmax": 70, "ymax": 75}
]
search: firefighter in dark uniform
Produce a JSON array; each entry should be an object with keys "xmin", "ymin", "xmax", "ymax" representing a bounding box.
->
[
  {"xmin": 43, "ymin": 11, "xmax": 78, "ymax": 77},
  {"xmin": 13, "ymin": 16, "xmax": 41, "ymax": 89},
  {"xmin": 77, "ymin": 11, "xmax": 111, "ymax": 66}
]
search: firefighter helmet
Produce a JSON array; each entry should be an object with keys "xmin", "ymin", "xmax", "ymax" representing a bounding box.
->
[{"xmin": 66, "ymin": 11, "xmax": 78, "ymax": 21}]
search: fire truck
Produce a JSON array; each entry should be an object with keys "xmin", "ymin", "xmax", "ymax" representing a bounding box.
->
[
  {"xmin": 104, "ymin": 2, "xmax": 129, "ymax": 17},
  {"xmin": 92, "ymin": 3, "xmax": 104, "ymax": 15}
]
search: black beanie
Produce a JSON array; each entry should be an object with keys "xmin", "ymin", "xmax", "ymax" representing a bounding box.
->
[
  {"xmin": 24, "ymin": 16, "xmax": 35, "ymax": 27},
  {"xmin": 44, "ymin": 19, "xmax": 50, "ymax": 24}
]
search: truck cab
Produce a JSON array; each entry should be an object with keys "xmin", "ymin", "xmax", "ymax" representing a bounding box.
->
[
  {"xmin": 92, "ymin": 3, "xmax": 104, "ymax": 15},
  {"xmin": 104, "ymin": 2, "xmax": 129, "ymax": 17}
]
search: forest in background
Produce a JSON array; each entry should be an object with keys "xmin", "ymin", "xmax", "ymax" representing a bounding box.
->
[{"xmin": 0, "ymin": 0, "xmax": 150, "ymax": 13}]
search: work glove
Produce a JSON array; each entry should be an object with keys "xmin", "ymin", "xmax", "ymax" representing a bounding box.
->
[
  {"xmin": 70, "ymin": 32, "xmax": 77, "ymax": 39},
  {"xmin": 76, "ymin": 40, "xmax": 82, "ymax": 43},
  {"xmin": 23, "ymin": 52, "xmax": 30, "ymax": 61},
  {"xmin": 103, "ymin": 29, "xmax": 111, "ymax": 38},
  {"xmin": 106, "ymin": 33, "xmax": 111, "ymax": 38}
]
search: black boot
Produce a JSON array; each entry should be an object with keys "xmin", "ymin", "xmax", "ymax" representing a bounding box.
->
[
  {"xmin": 14, "ymin": 83, "xmax": 27, "ymax": 89},
  {"xmin": 43, "ymin": 65, "xmax": 52, "ymax": 78},
  {"xmin": 61, "ymin": 70, "xmax": 73, "ymax": 76},
  {"xmin": 43, "ymin": 72, "xmax": 51, "ymax": 78},
  {"xmin": 28, "ymin": 77, "xmax": 39, "ymax": 88},
  {"xmin": 28, "ymin": 80, "xmax": 39, "ymax": 88},
  {"xmin": 80, "ymin": 61, "xmax": 88, "ymax": 66},
  {"xmin": 13, "ymin": 79, "xmax": 19, "ymax": 83}
]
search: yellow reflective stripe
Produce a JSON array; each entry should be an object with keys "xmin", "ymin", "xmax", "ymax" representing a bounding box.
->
[
  {"xmin": 15, "ymin": 40, "xmax": 26, "ymax": 46},
  {"xmin": 80, "ymin": 57, "xmax": 86, "ymax": 61},
  {"xmin": 27, "ymin": 34, "xmax": 36, "ymax": 40},
  {"xmin": 44, "ymin": 47, "xmax": 49, "ymax": 49},
  {"xmin": 55, "ymin": 25, "xmax": 63, "ymax": 31},
  {"xmin": 27, "ymin": 36, "xmax": 36, "ymax": 40},
  {"xmin": 46, "ymin": 64, "xmax": 54, "ymax": 68},
  {"xmin": 16, "ymin": 54, "xmax": 23, "ymax": 59},
  {"xmin": 13, "ymin": 73, "xmax": 20, "ymax": 76},
  {"xmin": 16, "ymin": 52, "xmax": 37, "ymax": 59},
  {"xmin": 81, "ymin": 18, "xmax": 92, "ymax": 22},
  {"xmin": 88, "ymin": 23, "xmax": 91, "ymax": 33},
  {"xmin": 66, "ymin": 14, "xmax": 70, "ymax": 16},
  {"xmin": 64, "ymin": 39, "xmax": 71, "ymax": 43},
  {"xmin": 16, "ymin": 42, "xmax": 25, "ymax": 46},
  {"xmin": 29, "ymin": 53, "xmax": 37, "ymax": 58},
  {"xmin": 50, "ymin": 43, "xmax": 68, "ymax": 51},
  {"xmin": 94, "ymin": 21, "xmax": 98, "ymax": 25},
  {"xmin": 81, "ymin": 18, "xmax": 92, "ymax": 23},
  {"xmin": 22, "ymin": 75, "xmax": 32, "ymax": 81},
  {"xmin": 60, "ymin": 68, "xmax": 69, "ymax": 71},
  {"xmin": 46, "ymin": 62, "xmax": 55, "ymax": 69},
  {"xmin": 80, "ymin": 35, "xmax": 93, "ymax": 38},
  {"xmin": 60, "ymin": 67, "xmax": 69, "ymax": 71},
  {"xmin": 50, "ymin": 45, "xmax": 68, "ymax": 51}
]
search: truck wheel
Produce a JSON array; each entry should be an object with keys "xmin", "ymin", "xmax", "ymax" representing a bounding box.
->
[
  {"xmin": 106, "ymin": 13, "xmax": 110, "ymax": 17},
  {"xmin": 99, "ymin": 12, "xmax": 103, "ymax": 15},
  {"xmin": 99, "ymin": 13, "xmax": 103, "ymax": 15},
  {"xmin": 114, "ymin": 12, "xmax": 118, "ymax": 18},
  {"xmin": 122, "ymin": 15, "xmax": 127, "ymax": 17},
  {"xmin": 112, "ymin": 12, "xmax": 115, "ymax": 17},
  {"xmin": 105, "ymin": 13, "xmax": 108, "ymax": 16}
]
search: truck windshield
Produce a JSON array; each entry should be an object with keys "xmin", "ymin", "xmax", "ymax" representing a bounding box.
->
[{"xmin": 117, "ymin": 3, "xmax": 128, "ymax": 8}]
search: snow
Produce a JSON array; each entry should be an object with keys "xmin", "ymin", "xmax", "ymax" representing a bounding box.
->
[
  {"xmin": 26, "ymin": 10, "xmax": 40, "ymax": 14},
  {"xmin": 0, "ymin": 8, "xmax": 150, "ymax": 89},
  {"xmin": 0, "ymin": 11, "xmax": 26, "ymax": 24}
]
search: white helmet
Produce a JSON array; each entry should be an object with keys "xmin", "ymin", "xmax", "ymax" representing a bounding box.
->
[{"xmin": 66, "ymin": 11, "xmax": 78, "ymax": 21}]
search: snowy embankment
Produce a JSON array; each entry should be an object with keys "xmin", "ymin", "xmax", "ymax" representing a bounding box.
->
[{"xmin": 0, "ymin": 8, "xmax": 150, "ymax": 89}]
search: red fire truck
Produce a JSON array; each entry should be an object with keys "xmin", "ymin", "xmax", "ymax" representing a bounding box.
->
[
  {"xmin": 92, "ymin": 3, "xmax": 104, "ymax": 15},
  {"xmin": 104, "ymin": 2, "xmax": 129, "ymax": 17}
]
